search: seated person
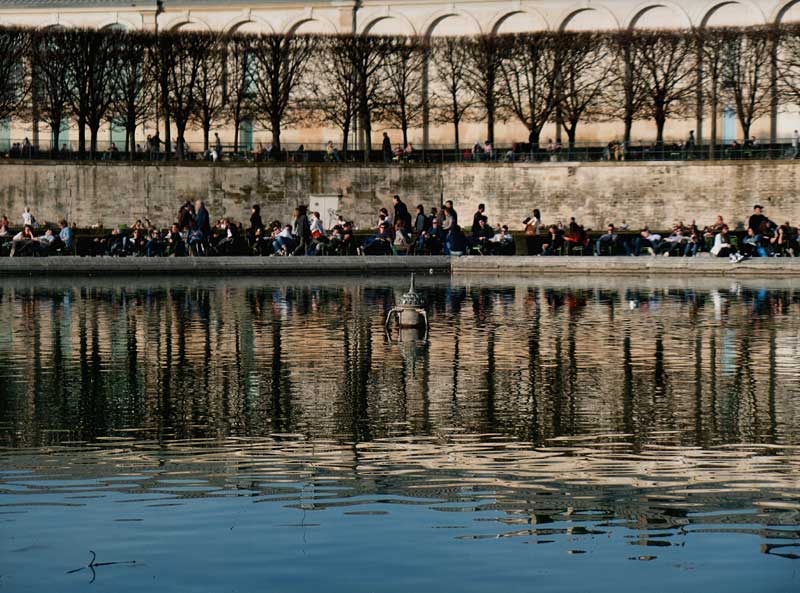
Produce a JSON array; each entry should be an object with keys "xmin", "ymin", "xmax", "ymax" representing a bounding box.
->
[
  {"xmin": 468, "ymin": 216, "xmax": 494, "ymax": 254},
  {"xmin": 37, "ymin": 229, "xmax": 57, "ymax": 252},
  {"xmin": 541, "ymin": 225, "xmax": 564, "ymax": 256},
  {"xmin": 657, "ymin": 228, "xmax": 687, "ymax": 256},
  {"xmin": 126, "ymin": 228, "xmax": 147, "ymax": 256},
  {"xmin": 741, "ymin": 227, "xmax": 769, "ymax": 257},
  {"xmin": 165, "ymin": 223, "xmax": 187, "ymax": 257},
  {"xmin": 710, "ymin": 225, "xmax": 736, "ymax": 258},
  {"xmin": 490, "ymin": 225, "xmax": 516, "ymax": 255},
  {"xmin": 595, "ymin": 224, "xmax": 627, "ymax": 256},
  {"xmin": 393, "ymin": 221, "xmax": 412, "ymax": 255},
  {"xmin": 362, "ymin": 222, "xmax": 393, "ymax": 255},
  {"xmin": 271, "ymin": 224, "xmax": 295, "ymax": 256},
  {"xmin": 416, "ymin": 218, "xmax": 445, "ymax": 255},
  {"xmin": 445, "ymin": 224, "xmax": 468, "ymax": 256},
  {"xmin": 145, "ymin": 229, "xmax": 165, "ymax": 257},
  {"xmin": 53, "ymin": 219, "xmax": 74, "ymax": 253},
  {"xmin": 634, "ymin": 228, "xmax": 662, "ymax": 256},
  {"xmin": 10, "ymin": 225, "xmax": 42, "ymax": 257}
]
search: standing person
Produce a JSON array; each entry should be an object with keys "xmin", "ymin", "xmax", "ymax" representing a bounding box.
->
[
  {"xmin": 249, "ymin": 204, "xmax": 264, "ymax": 245},
  {"xmin": 382, "ymin": 132, "xmax": 392, "ymax": 164},
  {"xmin": 524, "ymin": 208, "xmax": 542, "ymax": 255},
  {"xmin": 21, "ymin": 207, "xmax": 34, "ymax": 227},
  {"xmin": 471, "ymin": 204, "xmax": 486, "ymax": 235},
  {"xmin": 292, "ymin": 205, "xmax": 311, "ymax": 255},
  {"xmin": 793, "ymin": 130, "xmax": 799, "ymax": 159},
  {"xmin": 441, "ymin": 200, "xmax": 457, "ymax": 230},
  {"xmin": 392, "ymin": 195, "xmax": 412, "ymax": 230},
  {"xmin": 413, "ymin": 205, "xmax": 428, "ymax": 235},
  {"xmin": 214, "ymin": 133, "xmax": 223, "ymax": 161},
  {"xmin": 192, "ymin": 200, "xmax": 211, "ymax": 255}
]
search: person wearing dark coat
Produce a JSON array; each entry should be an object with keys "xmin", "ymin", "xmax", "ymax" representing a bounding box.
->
[
  {"xmin": 392, "ymin": 195, "xmax": 412, "ymax": 230},
  {"xmin": 249, "ymin": 204, "xmax": 264, "ymax": 244},
  {"xmin": 471, "ymin": 204, "xmax": 486, "ymax": 235}
]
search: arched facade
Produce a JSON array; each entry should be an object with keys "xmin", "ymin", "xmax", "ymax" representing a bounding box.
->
[{"xmin": 1, "ymin": 0, "xmax": 797, "ymax": 150}]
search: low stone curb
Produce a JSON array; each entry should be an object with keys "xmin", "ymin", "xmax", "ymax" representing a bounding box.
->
[{"xmin": 0, "ymin": 255, "xmax": 798, "ymax": 277}]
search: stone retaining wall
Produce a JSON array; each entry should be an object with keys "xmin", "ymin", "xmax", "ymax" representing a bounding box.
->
[{"xmin": 0, "ymin": 160, "xmax": 797, "ymax": 231}]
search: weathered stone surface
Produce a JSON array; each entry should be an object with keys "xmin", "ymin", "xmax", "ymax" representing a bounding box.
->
[
  {"xmin": 0, "ymin": 160, "xmax": 798, "ymax": 231},
  {"xmin": 0, "ymin": 256, "xmax": 798, "ymax": 277}
]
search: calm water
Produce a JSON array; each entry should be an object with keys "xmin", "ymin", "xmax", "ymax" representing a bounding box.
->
[{"xmin": 0, "ymin": 276, "xmax": 798, "ymax": 592}]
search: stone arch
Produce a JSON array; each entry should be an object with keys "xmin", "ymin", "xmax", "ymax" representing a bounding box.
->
[
  {"xmin": 624, "ymin": 2, "xmax": 692, "ymax": 30},
  {"xmin": 420, "ymin": 8, "xmax": 483, "ymax": 39},
  {"xmin": 97, "ymin": 14, "xmax": 141, "ymax": 31},
  {"xmin": 697, "ymin": 1, "xmax": 767, "ymax": 28},
  {"xmin": 224, "ymin": 14, "xmax": 276, "ymax": 35},
  {"xmin": 360, "ymin": 14, "xmax": 417, "ymax": 36},
  {"xmin": 282, "ymin": 14, "xmax": 338, "ymax": 35},
  {"xmin": 489, "ymin": 7, "xmax": 551, "ymax": 34},
  {"xmin": 161, "ymin": 12, "xmax": 212, "ymax": 32},
  {"xmin": 772, "ymin": 0, "xmax": 800, "ymax": 24},
  {"xmin": 557, "ymin": 3, "xmax": 621, "ymax": 32}
]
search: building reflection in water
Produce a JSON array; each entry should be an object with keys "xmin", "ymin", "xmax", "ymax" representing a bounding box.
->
[{"xmin": 0, "ymin": 278, "xmax": 798, "ymax": 449}]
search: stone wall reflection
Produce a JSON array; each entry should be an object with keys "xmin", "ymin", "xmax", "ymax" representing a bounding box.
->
[{"xmin": 1, "ymin": 281, "xmax": 798, "ymax": 448}]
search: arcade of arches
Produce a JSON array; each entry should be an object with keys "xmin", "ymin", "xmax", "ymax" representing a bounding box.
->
[{"xmin": 2, "ymin": 0, "xmax": 800, "ymax": 149}]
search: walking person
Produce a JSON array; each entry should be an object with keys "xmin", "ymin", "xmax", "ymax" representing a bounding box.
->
[{"xmin": 382, "ymin": 132, "xmax": 392, "ymax": 164}]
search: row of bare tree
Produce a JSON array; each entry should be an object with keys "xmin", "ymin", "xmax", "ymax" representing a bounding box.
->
[{"xmin": 2, "ymin": 25, "xmax": 800, "ymax": 157}]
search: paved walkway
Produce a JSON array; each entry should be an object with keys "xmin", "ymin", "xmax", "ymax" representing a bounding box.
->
[{"xmin": 1, "ymin": 256, "xmax": 799, "ymax": 277}]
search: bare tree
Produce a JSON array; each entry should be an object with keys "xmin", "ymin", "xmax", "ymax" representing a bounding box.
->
[
  {"xmin": 30, "ymin": 29, "xmax": 71, "ymax": 151},
  {"xmin": 380, "ymin": 36, "xmax": 425, "ymax": 147},
  {"xmin": 250, "ymin": 33, "xmax": 318, "ymax": 152},
  {"xmin": 611, "ymin": 31, "xmax": 649, "ymax": 144},
  {"xmin": 192, "ymin": 33, "xmax": 226, "ymax": 151},
  {"xmin": 778, "ymin": 23, "xmax": 800, "ymax": 109},
  {"xmin": 498, "ymin": 32, "xmax": 559, "ymax": 149},
  {"xmin": 720, "ymin": 26, "xmax": 776, "ymax": 141},
  {"xmin": 225, "ymin": 34, "xmax": 255, "ymax": 153},
  {"xmin": 633, "ymin": 30, "xmax": 697, "ymax": 145},
  {"xmin": 463, "ymin": 34, "xmax": 510, "ymax": 145},
  {"xmin": 0, "ymin": 27, "xmax": 31, "ymax": 123},
  {"xmin": 699, "ymin": 27, "xmax": 733, "ymax": 157},
  {"xmin": 555, "ymin": 32, "xmax": 616, "ymax": 148},
  {"xmin": 62, "ymin": 28, "xmax": 120, "ymax": 154},
  {"xmin": 157, "ymin": 31, "xmax": 215, "ymax": 158},
  {"xmin": 307, "ymin": 35, "xmax": 359, "ymax": 152},
  {"xmin": 110, "ymin": 31, "xmax": 155, "ymax": 156},
  {"xmin": 430, "ymin": 36, "xmax": 475, "ymax": 149},
  {"xmin": 350, "ymin": 34, "xmax": 394, "ymax": 159}
]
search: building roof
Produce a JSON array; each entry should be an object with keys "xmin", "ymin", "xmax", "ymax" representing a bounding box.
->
[{"xmin": 0, "ymin": 0, "xmax": 157, "ymax": 7}]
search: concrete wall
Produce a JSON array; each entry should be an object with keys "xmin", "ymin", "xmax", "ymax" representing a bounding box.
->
[{"xmin": 1, "ymin": 160, "xmax": 798, "ymax": 232}]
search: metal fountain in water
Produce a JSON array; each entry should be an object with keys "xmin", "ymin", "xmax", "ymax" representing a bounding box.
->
[{"xmin": 385, "ymin": 273, "xmax": 429, "ymax": 342}]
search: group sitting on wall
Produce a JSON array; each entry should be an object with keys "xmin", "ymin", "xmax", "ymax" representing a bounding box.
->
[{"xmin": 2, "ymin": 200, "xmax": 798, "ymax": 260}]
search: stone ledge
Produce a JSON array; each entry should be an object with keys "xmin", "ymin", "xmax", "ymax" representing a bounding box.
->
[{"xmin": 0, "ymin": 256, "xmax": 798, "ymax": 277}]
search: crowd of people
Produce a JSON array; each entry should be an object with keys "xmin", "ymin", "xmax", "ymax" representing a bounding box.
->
[
  {"xmin": 0, "ymin": 211, "xmax": 74, "ymax": 257},
  {"xmin": 1, "ymin": 201, "xmax": 798, "ymax": 260}
]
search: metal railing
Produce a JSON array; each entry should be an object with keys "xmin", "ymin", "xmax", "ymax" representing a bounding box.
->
[{"xmin": 2, "ymin": 139, "xmax": 798, "ymax": 164}]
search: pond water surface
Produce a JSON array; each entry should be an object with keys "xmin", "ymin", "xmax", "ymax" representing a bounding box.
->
[{"xmin": 0, "ymin": 276, "xmax": 798, "ymax": 592}]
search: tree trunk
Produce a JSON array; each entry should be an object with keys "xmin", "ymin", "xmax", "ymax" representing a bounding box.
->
[
  {"xmin": 233, "ymin": 117, "xmax": 240, "ymax": 153},
  {"xmin": 655, "ymin": 107, "xmax": 666, "ymax": 146},
  {"xmin": 709, "ymin": 91, "xmax": 718, "ymax": 160},
  {"xmin": 203, "ymin": 124, "xmax": 210, "ymax": 152},
  {"xmin": 342, "ymin": 121, "xmax": 350, "ymax": 154},
  {"xmin": 51, "ymin": 122, "xmax": 61, "ymax": 153},
  {"xmin": 566, "ymin": 125, "xmax": 577, "ymax": 149},
  {"xmin": 453, "ymin": 118, "xmax": 460, "ymax": 151},
  {"xmin": 271, "ymin": 120, "xmax": 281, "ymax": 153},
  {"xmin": 624, "ymin": 116, "xmax": 633, "ymax": 145},
  {"xmin": 78, "ymin": 114, "xmax": 86, "ymax": 155},
  {"xmin": 487, "ymin": 106, "xmax": 495, "ymax": 146},
  {"xmin": 90, "ymin": 124, "xmax": 99, "ymax": 155}
]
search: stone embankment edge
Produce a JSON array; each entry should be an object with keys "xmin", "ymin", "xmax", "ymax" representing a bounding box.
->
[{"xmin": 1, "ymin": 256, "xmax": 799, "ymax": 277}]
